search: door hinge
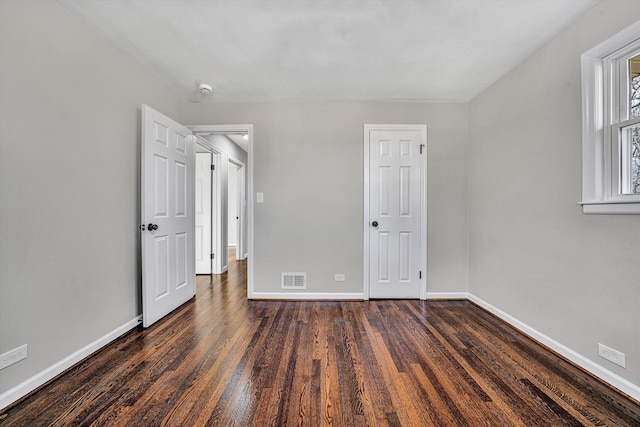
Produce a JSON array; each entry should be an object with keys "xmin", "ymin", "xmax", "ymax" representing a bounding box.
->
[
  {"xmin": 419, "ymin": 144, "xmax": 425, "ymax": 154},
  {"xmin": 419, "ymin": 271, "xmax": 422, "ymax": 279},
  {"xmin": 211, "ymin": 164, "xmax": 215, "ymax": 171},
  {"xmin": 211, "ymin": 253, "xmax": 215, "ymax": 259}
]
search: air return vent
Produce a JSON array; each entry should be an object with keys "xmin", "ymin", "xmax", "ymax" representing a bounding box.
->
[{"xmin": 281, "ymin": 272, "xmax": 306, "ymax": 289}]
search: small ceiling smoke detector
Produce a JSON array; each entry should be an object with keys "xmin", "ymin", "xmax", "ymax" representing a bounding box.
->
[{"xmin": 198, "ymin": 83, "xmax": 212, "ymax": 95}]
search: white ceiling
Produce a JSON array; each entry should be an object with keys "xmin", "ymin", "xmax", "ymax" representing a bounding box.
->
[{"xmin": 58, "ymin": 0, "xmax": 597, "ymax": 102}]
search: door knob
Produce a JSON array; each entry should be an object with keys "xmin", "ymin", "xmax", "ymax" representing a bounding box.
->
[
  {"xmin": 148, "ymin": 223, "xmax": 158, "ymax": 231},
  {"xmin": 371, "ymin": 221, "xmax": 379, "ymax": 228}
]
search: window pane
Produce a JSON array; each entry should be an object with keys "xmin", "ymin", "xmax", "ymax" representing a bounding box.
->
[
  {"xmin": 633, "ymin": 127, "xmax": 640, "ymax": 194},
  {"xmin": 629, "ymin": 54, "xmax": 640, "ymax": 119},
  {"xmin": 627, "ymin": 54, "xmax": 640, "ymax": 193},
  {"xmin": 620, "ymin": 125, "xmax": 640, "ymax": 194}
]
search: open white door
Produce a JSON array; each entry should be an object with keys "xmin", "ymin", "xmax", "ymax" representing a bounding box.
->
[
  {"xmin": 141, "ymin": 105, "xmax": 195, "ymax": 327},
  {"xmin": 365, "ymin": 125, "xmax": 426, "ymax": 299}
]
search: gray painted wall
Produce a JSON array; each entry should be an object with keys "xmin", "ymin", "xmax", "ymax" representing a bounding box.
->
[
  {"xmin": 185, "ymin": 102, "xmax": 470, "ymax": 296},
  {"xmin": 468, "ymin": 0, "xmax": 640, "ymax": 386},
  {"xmin": 0, "ymin": 0, "xmax": 183, "ymax": 394}
]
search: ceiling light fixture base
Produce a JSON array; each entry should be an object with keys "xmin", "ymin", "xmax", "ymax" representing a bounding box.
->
[{"xmin": 198, "ymin": 83, "xmax": 213, "ymax": 95}]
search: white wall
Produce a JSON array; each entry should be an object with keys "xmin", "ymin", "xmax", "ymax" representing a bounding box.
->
[
  {"xmin": 185, "ymin": 101, "xmax": 469, "ymax": 296},
  {"xmin": 468, "ymin": 0, "xmax": 640, "ymax": 388},
  {"xmin": 0, "ymin": 0, "xmax": 183, "ymax": 397}
]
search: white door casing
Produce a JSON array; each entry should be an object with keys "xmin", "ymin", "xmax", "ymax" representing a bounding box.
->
[
  {"xmin": 190, "ymin": 124, "xmax": 254, "ymax": 298},
  {"xmin": 141, "ymin": 105, "xmax": 195, "ymax": 327},
  {"xmin": 364, "ymin": 125, "xmax": 427, "ymax": 299},
  {"xmin": 229, "ymin": 156, "xmax": 247, "ymax": 260},
  {"xmin": 195, "ymin": 152, "xmax": 212, "ymax": 274}
]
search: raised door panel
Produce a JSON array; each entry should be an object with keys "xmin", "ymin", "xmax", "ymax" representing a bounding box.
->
[
  {"xmin": 154, "ymin": 155, "xmax": 169, "ymax": 218},
  {"xmin": 154, "ymin": 236, "xmax": 169, "ymax": 298},
  {"xmin": 175, "ymin": 161, "xmax": 187, "ymax": 217}
]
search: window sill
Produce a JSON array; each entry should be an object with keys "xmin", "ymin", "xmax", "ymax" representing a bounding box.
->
[{"xmin": 579, "ymin": 201, "xmax": 640, "ymax": 214}]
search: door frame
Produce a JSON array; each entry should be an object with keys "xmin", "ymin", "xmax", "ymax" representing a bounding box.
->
[
  {"xmin": 228, "ymin": 155, "xmax": 247, "ymax": 260},
  {"xmin": 195, "ymin": 137, "xmax": 223, "ymax": 274},
  {"xmin": 363, "ymin": 124, "xmax": 427, "ymax": 300},
  {"xmin": 190, "ymin": 124, "xmax": 254, "ymax": 298}
]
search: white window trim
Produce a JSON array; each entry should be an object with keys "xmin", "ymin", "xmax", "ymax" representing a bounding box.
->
[{"xmin": 580, "ymin": 20, "xmax": 640, "ymax": 214}]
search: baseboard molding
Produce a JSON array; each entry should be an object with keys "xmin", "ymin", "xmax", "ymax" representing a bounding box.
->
[
  {"xmin": 468, "ymin": 294, "xmax": 640, "ymax": 402},
  {"xmin": 0, "ymin": 315, "xmax": 142, "ymax": 411},
  {"xmin": 425, "ymin": 291, "xmax": 469, "ymax": 300},
  {"xmin": 250, "ymin": 292, "xmax": 365, "ymax": 300},
  {"xmin": 252, "ymin": 291, "xmax": 468, "ymax": 301}
]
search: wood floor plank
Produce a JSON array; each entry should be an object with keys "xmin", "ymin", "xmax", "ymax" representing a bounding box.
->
[
  {"xmin": 436, "ymin": 304, "xmax": 597, "ymax": 425},
  {"xmin": 442, "ymin": 303, "xmax": 633, "ymax": 426},
  {"xmin": 2, "ymin": 250, "xmax": 639, "ymax": 426}
]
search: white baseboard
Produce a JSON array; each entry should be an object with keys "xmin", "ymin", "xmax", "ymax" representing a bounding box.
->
[
  {"xmin": 252, "ymin": 291, "xmax": 467, "ymax": 301},
  {"xmin": 468, "ymin": 294, "xmax": 640, "ymax": 402},
  {"xmin": 0, "ymin": 315, "xmax": 142, "ymax": 411},
  {"xmin": 426, "ymin": 291, "xmax": 469, "ymax": 300},
  {"xmin": 250, "ymin": 292, "xmax": 365, "ymax": 300}
]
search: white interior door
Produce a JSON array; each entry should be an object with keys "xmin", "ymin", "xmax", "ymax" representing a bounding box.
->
[
  {"xmin": 232, "ymin": 158, "xmax": 247, "ymax": 260},
  {"xmin": 227, "ymin": 161, "xmax": 238, "ymax": 248},
  {"xmin": 195, "ymin": 152, "xmax": 212, "ymax": 274},
  {"xmin": 365, "ymin": 125, "xmax": 426, "ymax": 299},
  {"xmin": 141, "ymin": 105, "xmax": 195, "ymax": 327},
  {"xmin": 211, "ymin": 152, "xmax": 222, "ymax": 273}
]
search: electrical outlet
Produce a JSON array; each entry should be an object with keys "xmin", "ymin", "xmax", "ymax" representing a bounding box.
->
[
  {"xmin": 334, "ymin": 274, "xmax": 345, "ymax": 282},
  {"xmin": 0, "ymin": 344, "xmax": 28, "ymax": 370},
  {"xmin": 598, "ymin": 343, "xmax": 626, "ymax": 368}
]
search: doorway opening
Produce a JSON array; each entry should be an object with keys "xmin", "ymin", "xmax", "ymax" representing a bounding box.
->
[{"xmin": 191, "ymin": 125, "xmax": 253, "ymax": 298}]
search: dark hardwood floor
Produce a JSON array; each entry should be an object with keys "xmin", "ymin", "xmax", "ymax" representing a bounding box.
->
[{"xmin": 2, "ymin": 249, "xmax": 639, "ymax": 426}]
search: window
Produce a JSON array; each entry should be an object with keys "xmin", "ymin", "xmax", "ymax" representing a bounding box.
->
[
  {"xmin": 626, "ymin": 54, "xmax": 640, "ymax": 194},
  {"xmin": 581, "ymin": 21, "xmax": 640, "ymax": 214}
]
